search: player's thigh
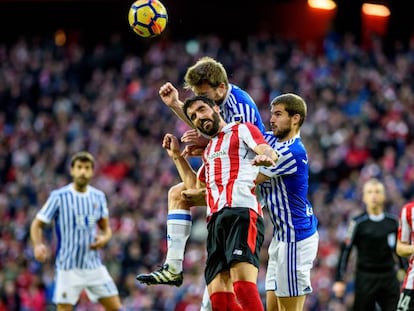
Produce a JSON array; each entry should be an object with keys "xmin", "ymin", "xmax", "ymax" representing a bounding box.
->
[
  {"xmin": 266, "ymin": 290, "xmax": 280, "ymax": 311},
  {"xmin": 265, "ymin": 237, "xmax": 279, "ymax": 291},
  {"xmin": 207, "ymin": 269, "xmax": 233, "ymax": 294},
  {"xmin": 224, "ymin": 208, "xmax": 264, "ymax": 268},
  {"xmin": 54, "ymin": 270, "xmax": 84, "ymax": 305},
  {"xmin": 57, "ymin": 304, "xmax": 74, "ymax": 311},
  {"xmin": 84, "ymin": 267, "xmax": 119, "ymax": 303},
  {"xmin": 279, "ymin": 296, "xmax": 306, "ymax": 311},
  {"xmin": 205, "ymin": 215, "xmax": 227, "ymax": 285},
  {"xmin": 98, "ymin": 295, "xmax": 123, "ymax": 310},
  {"xmin": 230, "ymin": 261, "xmax": 259, "ymax": 283},
  {"xmin": 268, "ymin": 233, "xmax": 318, "ymax": 297}
]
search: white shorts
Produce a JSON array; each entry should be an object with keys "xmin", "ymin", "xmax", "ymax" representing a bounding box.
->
[
  {"xmin": 54, "ymin": 266, "xmax": 119, "ymax": 305},
  {"xmin": 265, "ymin": 232, "xmax": 319, "ymax": 297}
]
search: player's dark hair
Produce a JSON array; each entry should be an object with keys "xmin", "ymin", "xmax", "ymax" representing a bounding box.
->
[
  {"xmin": 70, "ymin": 151, "xmax": 95, "ymax": 168},
  {"xmin": 271, "ymin": 93, "xmax": 307, "ymax": 127},
  {"xmin": 183, "ymin": 95, "xmax": 216, "ymax": 120},
  {"xmin": 184, "ymin": 56, "xmax": 229, "ymax": 89}
]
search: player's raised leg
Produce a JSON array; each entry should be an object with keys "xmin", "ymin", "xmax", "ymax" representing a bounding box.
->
[{"xmin": 136, "ymin": 182, "xmax": 192, "ymax": 286}]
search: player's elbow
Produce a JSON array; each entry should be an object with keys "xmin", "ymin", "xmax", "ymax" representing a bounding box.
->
[{"xmin": 396, "ymin": 241, "xmax": 412, "ymax": 257}]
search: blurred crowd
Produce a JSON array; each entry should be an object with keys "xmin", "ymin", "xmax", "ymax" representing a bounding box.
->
[{"xmin": 0, "ymin": 29, "xmax": 413, "ymax": 311}]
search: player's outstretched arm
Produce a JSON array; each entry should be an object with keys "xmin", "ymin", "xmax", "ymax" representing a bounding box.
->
[
  {"xmin": 252, "ymin": 144, "xmax": 278, "ymax": 167},
  {"xmin": 163, "ymin": 133, "xmax": 197, "ymax": 189}
]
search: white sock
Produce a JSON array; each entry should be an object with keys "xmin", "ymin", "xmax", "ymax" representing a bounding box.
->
[
  {"xmin": 200, "ymin": 285, "xmax": 212, "ymax": 311},
  {"xmin": 165, "ymin": 209, "xmax": 192, "ymax": 273}
]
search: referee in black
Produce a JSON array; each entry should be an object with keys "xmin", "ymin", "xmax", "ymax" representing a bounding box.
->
[{"xmin": 332, "ymin": 178, "xmax": 405, "ymax": 311}]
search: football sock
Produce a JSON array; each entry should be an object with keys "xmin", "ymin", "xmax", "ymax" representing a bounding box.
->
[
  {"xmin": 210, "ymin": 292, "xmax": 242, "ymax": 311},
  {"xmin": 165, "ymin": 209, "xmax": 192, "ymax": 273},
  {"xmin": 233, "ymin": 281, "xmax": 264, "ymax": 311},
  {"xmin": 201, "ymin": 286, "xmax": 212, "ymax": 310}
]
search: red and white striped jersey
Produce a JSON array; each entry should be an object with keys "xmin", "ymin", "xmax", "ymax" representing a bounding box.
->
[
  {"xmin": 201, "ymin": 122, "xmax": 266, "ymax": 218},
  {"xmin": 398, "ymin": 201, "xmax": 414, "ymax": 290}
]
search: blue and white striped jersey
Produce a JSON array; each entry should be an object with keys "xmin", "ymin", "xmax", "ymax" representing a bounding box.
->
[
  {"xmin": 221, "ymin": 84, "xmax": 265, "ymax": 133},
  {"xmin": 36, "ymin": 183, "xmax": 108, "ymax": 270},
  {"xmin": 258, "ymin": 132, "xmax": 318, "ymax": 242}
]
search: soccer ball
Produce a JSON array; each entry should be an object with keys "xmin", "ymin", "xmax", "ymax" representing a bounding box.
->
[{"xmin": 128, "ymin": 0, "xmax": 168, "ymax": 38}]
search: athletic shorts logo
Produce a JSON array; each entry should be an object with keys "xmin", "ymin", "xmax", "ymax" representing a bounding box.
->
[{"xmin": 233, "ymin": 249, "xmax": 243, "ymax": 255}]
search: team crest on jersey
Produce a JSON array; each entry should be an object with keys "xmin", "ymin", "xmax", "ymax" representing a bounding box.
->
[
  {"xmin": 62, "ymin": 292, "xmax": 67, "ymax": 298},
  {"xmin": 232, "ymin": 114, "xmax": 244, "ymax": 123}
]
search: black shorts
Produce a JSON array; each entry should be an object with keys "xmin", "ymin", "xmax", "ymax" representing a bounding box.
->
[
  {"xmin": 354, "ymin": 270, "xmax": 400, "ymax": 311},
  {"xmin": 204, "ymin": 207, "xmax": 265, "ymax": 285},
  {"xmin": 397, "ymin": 289, "xmax": 414, "ymax": 311}
]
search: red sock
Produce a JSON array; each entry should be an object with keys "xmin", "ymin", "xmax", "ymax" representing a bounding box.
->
[
  {"xmin": 233, "ymin": 281, "xmax": 264, "ymax": 311},
  {"xmin": 210, "ymin": 292, "xmax": 243, "ymax": 311}
]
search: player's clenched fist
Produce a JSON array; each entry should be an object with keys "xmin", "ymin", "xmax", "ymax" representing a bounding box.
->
[
  {"xmin": 33, "ymin": 243, "xmax": 49, "ymax": 263},
  {"xmin": 162, "ymin": 133, "xmax": 181, "ymax": 158}
]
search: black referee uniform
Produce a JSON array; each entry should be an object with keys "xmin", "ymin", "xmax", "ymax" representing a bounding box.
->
[{"xmin": 335, "ymin": 212, "xmax": 403, "ymax": 311}]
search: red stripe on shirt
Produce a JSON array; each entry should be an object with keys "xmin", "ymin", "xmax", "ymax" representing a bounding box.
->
[
  {"xmin": 226, "ymin": 127, "xmax": 240, "ymax": 207},
  {"xmin": 213, "ymin": 133, "xmax": 224, "ymax": 213}
]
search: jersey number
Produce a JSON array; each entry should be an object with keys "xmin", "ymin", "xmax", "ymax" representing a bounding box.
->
[{"xmin": 397, "ymin": 292, "xmax": 411, "ymax": 311}]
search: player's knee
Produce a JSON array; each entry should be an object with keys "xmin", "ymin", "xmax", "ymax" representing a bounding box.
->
[{"xmin": 168, "ymin": 183, "xmax": 186, "ymax": 202}]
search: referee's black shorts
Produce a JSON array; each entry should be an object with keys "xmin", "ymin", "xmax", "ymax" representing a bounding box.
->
[{"xmin": 205, "ymin": 207, "xmax": 265, "ymax": 285}]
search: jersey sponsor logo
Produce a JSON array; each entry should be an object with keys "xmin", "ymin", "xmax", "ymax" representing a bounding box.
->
[
  {"xmin": 207, "ymin": 150, "xmax": 227, "ymax": 161},
  {"xmin": 75, "ymin": 214, "xmax": 97, "ymax": 229}
]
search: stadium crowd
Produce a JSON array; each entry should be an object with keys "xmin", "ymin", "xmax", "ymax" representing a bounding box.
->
[{"xmin": 0, "ymin": 29, "xmax": 413, "ymax": 310}]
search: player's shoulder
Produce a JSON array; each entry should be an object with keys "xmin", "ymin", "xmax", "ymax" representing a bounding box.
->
[
  {"xmin": 87, "ymin": 185, "xmax": 106, "ymax": 197},
  {"xmin": 227, "ymin": 84, "xmax": 256, "ymax": 105},
  {"xmin": 263, "ymin": 130, "xmax": 276, "ymax": 139},
  {"xmin": 352, "ymin": 212, "xmax": 369, "ymax": 224},
  {"xmin": 287, "ymin": 136, "xmax": 306, "ymax": 151},
  {"xmin": 267, "ymin": 134, "xmax": 306, "ymax": 154},
  {"xmin": 50, "ymin": 184, "xmax": 73, "ymax": 196},
  {"xmin": 402, "ymin": 201, "xmax": 414, "ymax": 211},
  {"xmin": 384, "ymin": 212, "xmax": 399, "ymax": 222},
  {"xmin": 236, "ymin": 122, "xmax": 262, "ymax": 133}
]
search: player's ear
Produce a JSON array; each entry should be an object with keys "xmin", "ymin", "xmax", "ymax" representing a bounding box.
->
[
  {"xmin": 213, "ymin": 105, "xmax": 221, "ymax": 114},
  {"xmin": 217, "ymin": 82, "xmax": 227, "ymax": 97},
  {"xmin": 292, "ymin": 113, "xmax": 301, "ymax": 126}
]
